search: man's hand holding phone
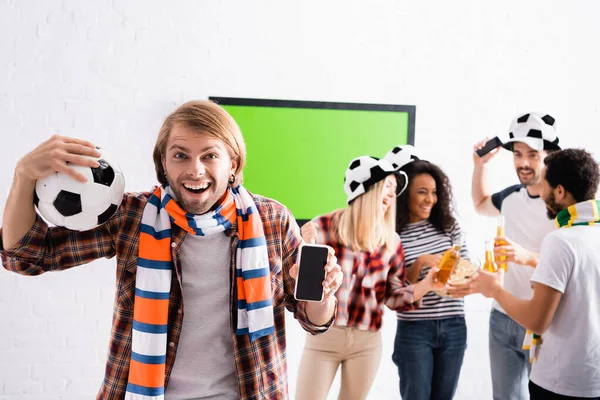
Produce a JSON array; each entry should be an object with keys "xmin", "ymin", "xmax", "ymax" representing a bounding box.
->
[
  {"xmin": 292, "ymin": 243, "xmax": 342, "ymax": 303},
  {"xmin": 473, "ymin": 136, "xmax": 503, "ymax": 165},
  {"xmin": 290, "ymin": 241, "xmax": 342, "ymax": 325},
  {"xmin": 296, "ymin": 221, "xmax": 342, "ymax": 302},
  {"xmin": 320, "ymin": 246, "xmax": 343, "ymax": 301}
]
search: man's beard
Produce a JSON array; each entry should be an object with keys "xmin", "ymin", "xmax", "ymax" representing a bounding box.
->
[
  {"xmin": 164, "ymin": 173, "xmax": 225, "ymax": 215},
  {"xmin": 516, "ymin": 167, "xmax": 540, "ymax": 186},
  {"xmin": 545, "ymin": 190, "xmax": 563, "ymax": 219}
]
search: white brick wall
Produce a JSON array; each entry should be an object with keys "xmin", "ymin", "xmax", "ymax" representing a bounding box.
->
[{"xmin": 1, "ymin": 0, "xmax": 600, "ymax": 398}]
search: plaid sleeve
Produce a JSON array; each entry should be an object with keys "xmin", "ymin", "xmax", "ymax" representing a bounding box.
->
[
  {"xmin": 280, "ymin": 210, "xmax": 334, "ymax": 334},
  {"xmin": 385, "ymin": 241, "xmax": 422, "ymax": 311},
  {"xmin": 0, "ymin": 197, "xmax": 128, "ymax": 276}
]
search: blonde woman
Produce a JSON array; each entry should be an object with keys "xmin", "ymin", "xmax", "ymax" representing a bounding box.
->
[{"xmin": 295, "ymin": 155, "xmax": 444, "ymax": 400}]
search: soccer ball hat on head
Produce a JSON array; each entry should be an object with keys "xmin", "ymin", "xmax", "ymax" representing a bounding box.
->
[
  {"xmin": 344, "ymin": 156, "xmax": 398, "ymax": 204},
  {"xmin": 344, "ymin": 148, "xmax": 414, "ymax": 205},
  {"xmin": 503, "ymin": 112, "xmax": 561, "ymax": 152},
  {"xmin": 384, "ymin": 144, "xmax": 420, "ymax": 193},
  {"xmin": 34, "ymin": 146, "xmax": 125, "ymax": 231},
  {"xmin": 384, "ymin": 144, "xmax": 420, "ymax": 170}
]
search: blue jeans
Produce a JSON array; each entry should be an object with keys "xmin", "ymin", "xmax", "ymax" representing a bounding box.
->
[
  {"xmin": 489, "ymin": 309, "xmax": 532, "ymax": 400},
  {"xmin": 392, "ymin": 317, "xmax": 467, "ymax": 400}
]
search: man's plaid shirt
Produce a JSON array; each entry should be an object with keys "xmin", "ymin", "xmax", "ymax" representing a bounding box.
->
[{"xmin": 0, "ymin": 190, "xmax": 333, "ymax": 399}]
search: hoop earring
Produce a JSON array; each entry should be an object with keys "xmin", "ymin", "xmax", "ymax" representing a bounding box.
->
[{"xmin": 228, "ymin": 174, "xmax": 235, "ymax": 185}]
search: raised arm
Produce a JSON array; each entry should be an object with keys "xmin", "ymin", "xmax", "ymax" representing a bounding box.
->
[
  {"xmin": 471, "ymin": 138, "xmax": 501, "ymax": 217},
  {"xmin": 2, "ymin": 135, "xmax": 101, "ymax": 249},
  {"xmin": 2, "ymin": 172, "xmax": 37, "ymax": 250},
  {"xmin": 0, "ymin": 135, "xmax": 121, "ymax": 275}
]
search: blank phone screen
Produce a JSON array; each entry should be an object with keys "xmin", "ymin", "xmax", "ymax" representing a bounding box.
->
[{"xmin": 295, "ymin": 246, "xmax": 329, "ymax": 301}]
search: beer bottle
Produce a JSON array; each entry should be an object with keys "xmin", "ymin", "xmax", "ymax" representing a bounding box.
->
[
  {"xmin": 436, "ymin": 242, "xmax": 461, "ymax": 284},
  {"xmin": 495, "ymin": 215, "xmax": 507, "ymax": 271},
  {"xmin": 483, "ymin": 240, "xmax": 497, "ymax": 272}
]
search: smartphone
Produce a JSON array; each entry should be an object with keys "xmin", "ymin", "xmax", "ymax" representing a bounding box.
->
[
  {"xmin": 476, "ymin": 136, "xmax": 503, "ymax": 157},
  {"xmin": 294, "ymin": 244, "xmax": 329, "ymax": 302}
]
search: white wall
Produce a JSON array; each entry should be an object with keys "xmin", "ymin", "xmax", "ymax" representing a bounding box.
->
[{"xmin": 1, "ymin": 1, "xmax": 600, "ymax": 398}]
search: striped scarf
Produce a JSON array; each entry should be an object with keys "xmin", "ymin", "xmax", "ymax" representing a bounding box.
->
[
  {"xmin": 523, "ymin": 199, "xmax": 600, "ymax": 363},
  {"xmin": 125, "ymin": 185, "xmax": 274, "ymax": 399}
]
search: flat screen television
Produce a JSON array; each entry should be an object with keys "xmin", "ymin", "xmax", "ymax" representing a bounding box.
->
[{"xmin": 209, "ymin": 97, "xmax": 416, "ymax": 224}]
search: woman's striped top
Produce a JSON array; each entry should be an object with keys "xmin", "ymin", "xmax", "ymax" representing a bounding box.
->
[{"xmin": 396, "ymin": 219, "xmax": 470, "ymax": 321}]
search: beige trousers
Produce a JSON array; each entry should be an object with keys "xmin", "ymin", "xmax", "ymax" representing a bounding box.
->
[{"xmin": 295, "ymin": 326, "xmax": 382, "ymax": 400}]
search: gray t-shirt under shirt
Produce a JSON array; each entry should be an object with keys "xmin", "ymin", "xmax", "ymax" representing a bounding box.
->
[{"xmin": 166, "ymin": 233, "xmax": 239, "ymax": 400}]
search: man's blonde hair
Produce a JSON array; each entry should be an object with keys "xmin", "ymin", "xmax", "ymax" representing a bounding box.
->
[
  {"xmin": 153, "ymin": 100, "xmax": 247, "ymax": 186},
  {"xmin": 333, "ymin": 178, "xmax": 398, "ymax": 253}
]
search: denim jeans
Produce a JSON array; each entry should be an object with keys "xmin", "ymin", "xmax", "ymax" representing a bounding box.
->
[
  {"xmin": 392, "ymin": 317, "xmax": 467, "ymax": 400},
  {"xmin": 489, "ymin": 309, "xmax": 532, "ymax": 400}
]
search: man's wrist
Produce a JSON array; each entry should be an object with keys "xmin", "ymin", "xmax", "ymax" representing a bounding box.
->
[
  {"xmin": 320, "ymin": 295, "xmax": 336, "ymax": 307},
  {"xmin": 491, "ymin": 282, "xmax": 503, "ymax": 300},
  {"xmin": 305, "ymin": 296, "xmax": 336, "ymax": 326},
  {"xmin": 307, "ymin": 296, "xmax": 336, "ymax": 313},
  {"xmin": 13, "ymin": 169, "xmax": 36, "ymax": 192},
  {"xmin": 523, "ymin": 250, "xmax": 538, "ymax": 268}
]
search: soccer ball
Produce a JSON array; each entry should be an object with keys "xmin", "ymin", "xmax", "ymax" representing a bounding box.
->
[{"xmin": 34, "ymin": 147, "xmax": 125, "ymax": 231}]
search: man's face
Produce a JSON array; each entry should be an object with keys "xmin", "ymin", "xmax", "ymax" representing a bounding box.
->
[
  {"xmin": 162, "ymin": 123, "xmax": 237, "ymax": 215},
  {"xmin": 512, "ymin": 142, "xmax": 548, "ymax": 186},
  {"xmin": 541, "ymin": 167, "xmax": 563, "ymax": 219}
]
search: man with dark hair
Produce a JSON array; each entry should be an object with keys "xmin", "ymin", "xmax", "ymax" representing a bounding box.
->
[
  {"xmin": 543, "ymin": 149, "xmax": 600, "ymax": 215},
  {"xmin": 471, "ymin": 111, "xmax": 561, "ymax": 399},
  {"xmin": 456, "ymin": 148, "xmax": 600, "ymax": 399}
]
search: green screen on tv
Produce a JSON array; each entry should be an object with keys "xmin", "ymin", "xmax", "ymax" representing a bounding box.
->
[{"xmin": 210, "ymin": 97, "xmax": 416, "ymax": 222}]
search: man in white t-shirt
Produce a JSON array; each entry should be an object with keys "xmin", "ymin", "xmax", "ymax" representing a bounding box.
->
[
  {"xmin": 456, "ymin": 148, "xmax": 600, "ymax": 399},
  {"xmin": 471, "ymin": 112, "xmax": 561, "ymax": 399}
]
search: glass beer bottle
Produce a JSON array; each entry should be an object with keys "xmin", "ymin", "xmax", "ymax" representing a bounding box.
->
[
  {"xmin": 495, "ymin": 215, "xmax": 507, "ymax": 271},
  {"xmin": 436, "ymin": 242, "xmax": 461, "ymax": 284},
  {"xmin": 483, "ymin": 240, "xmax": 497, "ymax": 272}
]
